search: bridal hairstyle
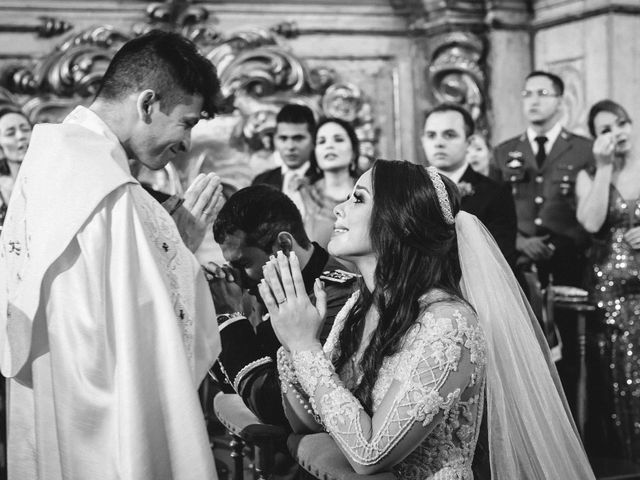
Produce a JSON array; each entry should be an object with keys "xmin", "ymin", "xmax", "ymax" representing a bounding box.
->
[{"xmin": 333, "ymin": 159, "xmax": 462, "ymax": 414}]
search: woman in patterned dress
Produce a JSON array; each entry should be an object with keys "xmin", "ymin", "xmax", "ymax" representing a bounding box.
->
[
  {"xmin": 261, "ymin": 160, "xmax": 594, "ymax": 479},
  {"xmin": 576, "ymin": 100, "xmax": 640, "ymax": 462}
]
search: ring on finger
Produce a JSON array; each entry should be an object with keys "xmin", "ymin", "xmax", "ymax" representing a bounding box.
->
[{"xmin": 277, "ymin": 297, "xmax": 287, "ymax": 305}]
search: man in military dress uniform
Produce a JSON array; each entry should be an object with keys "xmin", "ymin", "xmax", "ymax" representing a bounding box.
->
[
  {"xmin": 206, "ymin": 185, "xmax": 355, "ymax": 426},
  {"xmin": 495, "ymin": 71, "xmax": 594, "ymax": 288},
  {"xmin": 494, "ymin": 71, "xmax": 594, "ymax": 419}
]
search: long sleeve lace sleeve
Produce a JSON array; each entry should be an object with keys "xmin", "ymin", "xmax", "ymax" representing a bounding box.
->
[{"xmin": 290, "ymin": 304, "xmax": 486, "ymax": 475}]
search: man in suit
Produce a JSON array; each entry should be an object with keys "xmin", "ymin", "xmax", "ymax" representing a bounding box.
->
[
  {"xmin": 422, "ymin": 102, "xmax": 518, "ymax": 267},
  {"xmin": 251, "ymin": 104, "xmax": 321, "ymax": 216},
  {"xmin": 494, "ymin": 71, "xmax": 594, "ymax": 288},
  {"xmin": 206, "ymin": 184, "xmax": 355, "ymax": 426}
]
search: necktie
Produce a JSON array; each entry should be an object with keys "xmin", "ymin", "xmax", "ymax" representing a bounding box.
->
[
  {"xmin": 534, "ymin": 136, "xmax": 548, "ymax": 168},
  {"xmin": 283, "ymin": 171, "xmax": 306, "ymax": 217}
]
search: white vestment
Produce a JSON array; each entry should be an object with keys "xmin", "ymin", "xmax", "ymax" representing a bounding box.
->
[{"xmin": 0, "ymin": 106, "xmax": 220, "ymax": 479}]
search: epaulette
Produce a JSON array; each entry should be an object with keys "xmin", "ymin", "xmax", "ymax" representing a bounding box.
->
[{"xmin": 320, "ymin": 269, "xmax": 360, "ymax": 285}]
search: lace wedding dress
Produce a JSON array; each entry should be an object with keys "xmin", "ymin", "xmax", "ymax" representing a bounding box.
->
[{"xmin": 278, "ymin": 290, "xmax": 487, "ymax": 480}]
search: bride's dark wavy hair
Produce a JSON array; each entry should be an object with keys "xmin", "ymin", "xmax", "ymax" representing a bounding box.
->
[{"xmin": 333, "ymin": 159, "xmax": 462, "ymax": 414}]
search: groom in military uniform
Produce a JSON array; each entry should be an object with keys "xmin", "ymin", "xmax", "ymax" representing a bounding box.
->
[{"xmin": 206, "ymin": 185, "xmax": 355, "ymax": 426}]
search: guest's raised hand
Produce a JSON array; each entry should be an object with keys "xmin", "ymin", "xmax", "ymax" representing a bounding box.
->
[
  {"xmin": 258, "ymin": 251, "xmax": 325, "ymax": 352},
  {"xmin": 624, "ymin": 227, "xmax": 640, "ymax": 250},
  {"xmin": 593, "ymin": 132, "xmax": 616, "ymax": 167},
  {"xmin": 172, "ymin": 173, "xmax": 223, "ymax": 252}
]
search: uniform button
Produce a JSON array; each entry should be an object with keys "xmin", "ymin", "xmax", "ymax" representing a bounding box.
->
[
  {"xmin": 535, "ymin": 196, "xmax": 544, "ymax": 205},
  {"xmin": 535, "ymin": 175, "xmax": 544, "ymax": 184},
  {"xmin": 562, "ymin": 175, "xmax": 570, "ymax": 182},
  {"xmin": 534, "ymin": 218, "xmax": 543, "ymax": 226}
]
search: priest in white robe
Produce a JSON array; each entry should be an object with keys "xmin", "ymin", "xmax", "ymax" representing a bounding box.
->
[{"xmin": 0, "ymin": 31, "xmax": 222, "ymax": 480}]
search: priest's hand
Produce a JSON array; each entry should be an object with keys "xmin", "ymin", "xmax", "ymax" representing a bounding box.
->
[
  {"xmin": 258, "ymin": 251, "xmax": 325, "ymax": 352},
  {"xmin": 170, "ymin": 173, "xmax": 224, "ymax": 253}
]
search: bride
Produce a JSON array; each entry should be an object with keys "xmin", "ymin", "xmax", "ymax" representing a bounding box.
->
[{"xmin": 258, "ymin": 159, "xmax": 594, "ymax": 479}]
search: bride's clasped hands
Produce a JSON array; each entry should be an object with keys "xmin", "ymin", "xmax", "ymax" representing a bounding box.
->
[{"xmin": 258, "ymin": 250, "xmax": 327, "ymax": 353}]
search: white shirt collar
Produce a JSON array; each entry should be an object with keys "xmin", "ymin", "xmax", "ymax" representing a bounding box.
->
[
  {"xmin": 527, "ymin": 121, "xmax": 563, "ymax": 154},
  {"xmin": 281, "ymin": 161, "xmax": 310, "ymax": 176},
  {"xmin": 436, "ymin": 161, "xmax": 469, "ymax": 184}
]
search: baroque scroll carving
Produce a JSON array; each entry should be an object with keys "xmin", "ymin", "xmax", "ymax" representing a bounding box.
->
[
  {"xmin": 0, "ymin": 4, "xmax": 379, "ymax": 189},
  {"xmin": 428, "ymin": 32, "xmax": 487, "ymax": 132}
]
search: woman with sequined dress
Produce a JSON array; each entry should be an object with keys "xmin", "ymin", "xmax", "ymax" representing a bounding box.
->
[
  {"xmin": 576, "ymin": 99, "xmax": 640, "ymax": 462},
  {"xmin": 260, "ymin": 160, "xmax": 594, "ymax": 479}
]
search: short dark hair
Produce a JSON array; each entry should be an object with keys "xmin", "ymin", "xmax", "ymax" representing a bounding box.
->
[
  {"xmin": 314, "ymin": 117, "xmax": 360, "ymax": 176},
  {"xmin": 587, "ymin": 99, "xmax": 632, "ymax": 137},
  {"xmin": 525, "ymin": 70, "xmax": 564, "ymax": 96},
  {"xmin": 95, "ymin": 30, "xmax": 220, "ymax": 118},
  {"xmin": 213, "ymin": 185, "xmax": 311, "ymax": 252},
  {"xmin": 276, "ymin": 104, "xmax": 316, "ymax": 134},
  {"xmin": 424, "ymin": 103, "xmax": 475, "ymax": 138}
]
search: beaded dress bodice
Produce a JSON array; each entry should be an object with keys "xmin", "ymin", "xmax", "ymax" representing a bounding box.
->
[
  {"xmin": 592, "ymin": 186, "xmax": 640, "ymax": 310},
  {"xmin": 280, "ymin": 291, "xmax": 487, "ymax": 480}
]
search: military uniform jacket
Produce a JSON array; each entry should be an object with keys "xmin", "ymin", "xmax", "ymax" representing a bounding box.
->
[{"xmin": 494, "ymin": 128, "xmax": 594, "ymax": 248}]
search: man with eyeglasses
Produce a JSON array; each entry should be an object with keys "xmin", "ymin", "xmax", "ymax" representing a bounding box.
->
[
  {"xmin": 495, "ymin": 70, "xmax": 593, "ymax": 290},
  {"xmin": 494, "ymin": 71, "xmax": 594, "ymax": 419}
]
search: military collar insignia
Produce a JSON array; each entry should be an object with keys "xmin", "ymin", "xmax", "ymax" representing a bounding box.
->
[{"xmin": 319, "ymin": 269, "xmax": 359, "ymax": 285}]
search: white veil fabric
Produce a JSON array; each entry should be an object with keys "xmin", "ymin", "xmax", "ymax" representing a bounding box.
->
[{"xmin": 455, "ymin": 211, "xmax": 595, "ymax": 480}]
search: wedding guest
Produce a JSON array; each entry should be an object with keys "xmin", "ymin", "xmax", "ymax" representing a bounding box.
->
[
  {"xmin": 494, "ymin": 70, "xmax": 593, "ymax": 288},
  {"xmin": 494, "ymin": 72, "xmax": 594, "ymax": 405},
  {"xmin": 300, "ymin": 117, "xmax": 359, "ymax": 248},
  {"xmin": 0, "ymin": 106, "xmax": 32, "ymax": 227},
  {"xmin": 576, "ymin": 99, "xmax": 640, "ymax": 462},
  {"xmin": 260, "ymin": 159, "xmax": 595, "ymax": 479},
  {"xmin": 466, "ymin": 133, "xmax": 501, "ymax": 181},
  {"xmin": 251, "ymin": 104, "xmax": 320, "ymax": 215},
  {"xmin": 422, "ymin": 103, "xmax": 517, "ymax": 267}
]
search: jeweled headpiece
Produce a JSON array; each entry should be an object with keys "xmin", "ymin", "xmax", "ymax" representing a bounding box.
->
[{"xmin": 426, "ymin": 166, "xmax": 455, "ymax": 224}]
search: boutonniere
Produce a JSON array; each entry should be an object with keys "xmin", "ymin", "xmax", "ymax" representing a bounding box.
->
[
  {"xmin": 507, "ymin": 151, "xmax": 524, "ymax": 169},
  {"xmin": 457, "ymin": 181, "xmax": 475, "ymax": 197}
]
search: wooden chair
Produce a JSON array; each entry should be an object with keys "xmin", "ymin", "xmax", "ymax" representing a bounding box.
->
[
  {"xmin": 288, "ymin": 433, "xmax": 396, "ymax": 480},
  {"xmin": 213, "ymin": 393, "xmax": 289, "ymax": 480}
]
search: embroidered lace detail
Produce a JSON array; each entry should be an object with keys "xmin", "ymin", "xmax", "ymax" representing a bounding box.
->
[
  {"xmin": 292, "ymin": 348, "xmax": 336, "ymax": 398},
  {"xmin": 132, "ymin": 187, "xmax": 196, "ymax": 365},
  {"xmin": 322, "ymin": 291, "xmax": 360, "ymax": 359},
  {"xmin": 293, "ymin": 298, "xmax": 486, "ymax": 477}
]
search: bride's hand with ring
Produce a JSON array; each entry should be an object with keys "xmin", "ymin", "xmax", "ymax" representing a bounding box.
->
[{"xmin": 258, "ymin": 250, "xmax": 326, "ymax": 352}]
